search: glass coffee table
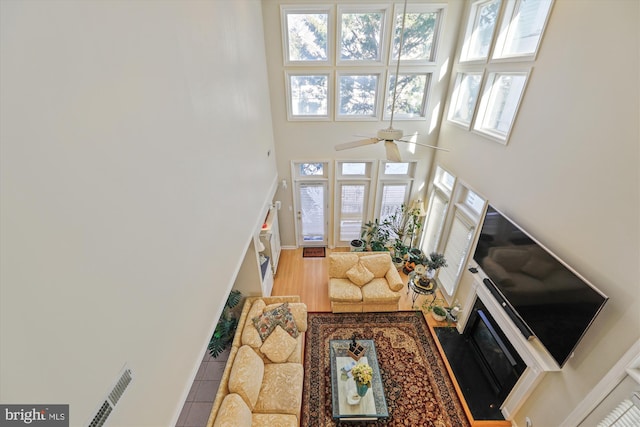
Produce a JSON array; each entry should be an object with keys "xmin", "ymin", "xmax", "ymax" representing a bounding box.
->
[{"xmin": 329, "ymin": 339, "xmax": 389, "ymax": 422}]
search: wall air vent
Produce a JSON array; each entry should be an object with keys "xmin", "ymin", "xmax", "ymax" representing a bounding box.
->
[
  {"xmin": 88, "ymin": 401, "xmax": 112, "ymax": 427},
  {"xmin": 87, "ymin": 365, "xmax": 134, "ymax": 427},
  {"xmin": 108, "ymin": 368, "xmax": 132, "ymax": 406}
]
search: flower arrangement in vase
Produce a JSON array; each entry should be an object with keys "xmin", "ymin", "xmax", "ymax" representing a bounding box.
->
[{"xmin": 351, "ymin": 363, "xmax": 373, "ymax": 397}]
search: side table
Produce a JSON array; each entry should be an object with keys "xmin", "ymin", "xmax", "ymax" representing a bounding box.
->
[{"xmin": 407, "ymin": 272, "xmax": 437, "ymax": 309}]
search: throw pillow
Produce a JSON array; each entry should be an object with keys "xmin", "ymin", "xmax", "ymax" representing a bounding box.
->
[
  {"xmin": 252, "ymin": 302, "xmax": 299, "ymax": 341},
  {"xmin": 242, "ymin": 299, "xmax": 266, "ymax": 348},
  {"xmin": 260, "ymin": 325, "xmax": 298, "ymax": 363},
  {"xmin": 264, "ymin": 302, "xmax": 307, "ymax": 332},
  {"xmin": 346, "ymin": 262, "xmax": 374, "ymax": 287}
]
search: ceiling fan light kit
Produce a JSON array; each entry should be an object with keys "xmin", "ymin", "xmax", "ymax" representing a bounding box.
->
[{"xmin": 377, "ymin": 128, "xmax": 404, "ymax": 141}]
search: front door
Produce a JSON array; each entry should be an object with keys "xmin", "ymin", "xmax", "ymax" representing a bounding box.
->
[{"xmin": 295, "ymin": 181, "xmax": 328, "ymax": 247}]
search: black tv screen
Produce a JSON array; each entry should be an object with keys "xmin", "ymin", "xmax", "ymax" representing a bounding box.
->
[{"xmin": 473, "ymin": 205, "xmax": 608, "ymax": 367}]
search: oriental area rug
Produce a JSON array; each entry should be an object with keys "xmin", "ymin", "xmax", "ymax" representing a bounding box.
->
[{"xmin": 302, "ymin": 311, "xmax": 470, "ymax": 427}]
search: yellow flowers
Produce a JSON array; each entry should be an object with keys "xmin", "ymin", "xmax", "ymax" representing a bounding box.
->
[{"xmin": 351, "ymin": 363, "xmax": 373, "ymax": 386}]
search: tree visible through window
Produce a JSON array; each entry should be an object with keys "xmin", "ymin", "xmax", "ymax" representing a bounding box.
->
[
  {"xmin": 392, "ymin": 9, "xmax": 441, "ymax": 62},
  {"xmin": 282, "ymin": 4, "xmax": 444, "ymax": 121},
  {"xmin": 338, "ymin": 74, "xmax": 379, "ymax": 116},
  {"xmin": 386, "ymin": 73, "xmax": 429, "ymax": 119},
  {"xmin": 289, "ymin": 74, "xmax": 328, "ymax": 117},
  {"xmin": 339, "ymin": 11, "xmax": 384, "ymax": 61},
  {"xmin": 286, "ymin": 12, "xmax": 328, "ymax": 62}
]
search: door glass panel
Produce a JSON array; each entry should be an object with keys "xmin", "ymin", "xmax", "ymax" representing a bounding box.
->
[
  {"xmin": 339, "ymin": 184, "xmax": 365, "ymax": 241},
  {"xmin": 380, "ymin": 184, "xmax": 407, "ymax": 220},
  {"xmin": 300, "ymin": 183, "xmax": 326, "ymax": 242}
]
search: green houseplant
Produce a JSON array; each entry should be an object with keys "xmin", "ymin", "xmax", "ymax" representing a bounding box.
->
[
  {"xmin": 431, "ymin": 305, "xmax": 448, "ymax": 322},
  {"xmin": 361, "ymin": 219, "xmax": 391, "ymax": 252},
  {"xmin": 208, "ymin": 290, "xmax": 242, "ymax": 358},
  {"xmin": 424, "ymin": 252, "xmax": 448, "ymax": 271}
]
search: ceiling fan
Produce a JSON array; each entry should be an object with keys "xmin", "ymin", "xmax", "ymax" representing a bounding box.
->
[{"xmin": 334, "ymin": 0, "xmax": 448, "ymax": 162}]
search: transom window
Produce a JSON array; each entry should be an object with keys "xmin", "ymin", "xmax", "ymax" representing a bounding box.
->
[
  {"xmin": 298, "ymin": 162, "xmax": 326, "ymax": 177},
  {"xmin": 448, "ymin": 0, "xmax": 553, "ymax": 143},
  {"xmin": 281, "ymin": 4, "xmax": 445, "ymax": 121}
]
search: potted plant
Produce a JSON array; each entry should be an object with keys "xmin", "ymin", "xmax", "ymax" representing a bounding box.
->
[
  {"xmin": 392, "ymin": 241, "xmax": 408, "ymax": 270},
  {"xmin": 350, "ymin": 238, "xmax": 365, "ymax": 252},
  {"xmin": 424, "ymin": 252, "xmax": 448, "ymax": 278},
  {"xmin": 403, "ymin": 247, "xmax": 425, "ymax": 274},
  {"xmin": 208, "ymin": 290, "xmax": 242, "ymax": 358},
  {"xmin": 361, "ymin": 219, "xmax": 391, "ymax": 252},
  {"xmin": 386, "ymin": 204, "xmax": 422, "ymax": 248},
  {"xmin": 431, "ymin": 305, "xmax": 448, "ymax": 322}
]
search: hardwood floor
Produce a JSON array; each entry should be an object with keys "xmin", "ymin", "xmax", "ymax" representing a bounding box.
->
[{"xmin": 270, "ymin": 247, "xmax": 511, "ymax": 427}]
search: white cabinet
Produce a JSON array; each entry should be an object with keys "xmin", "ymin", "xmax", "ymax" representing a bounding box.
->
[{"xmin": 260, "ymin": 207, "xmax": 281, "ymax": 275}]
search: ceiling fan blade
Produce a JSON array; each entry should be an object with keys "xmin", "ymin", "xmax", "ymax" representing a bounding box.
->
[
  {"xmin": 335, "ymin": 138, "xmax": 380, "ymax": 151},
  {"xmin": 384, "ymin": 141, "xmax": 402, "ymax": 162},
  {"xmin": 396, "ymin": 139, "xmax": 450, "ymax": 152}
]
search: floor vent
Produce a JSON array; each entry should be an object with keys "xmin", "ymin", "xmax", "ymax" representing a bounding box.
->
[{"xmin": 87, "ymin": 366, "xmax": 133, "ymax": 427}]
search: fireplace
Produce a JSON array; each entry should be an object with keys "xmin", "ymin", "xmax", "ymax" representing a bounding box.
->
[
  {"xmin": 465, "ymin": 299, "xmax": 526, "ymax": 403},
  {"xmin": 436, "ymin": 298, "xmax": 527, "ymax": 420},
  {"xmin": 435, "ymin": 274, "xmax": 560, "ymax": 421}
]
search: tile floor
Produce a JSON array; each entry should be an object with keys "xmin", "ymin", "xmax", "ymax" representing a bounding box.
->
[{"xmin": 175, "ymin": 348, "xmax": 230, "ymax": 427}]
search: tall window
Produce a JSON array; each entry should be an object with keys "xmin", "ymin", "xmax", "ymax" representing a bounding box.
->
[
  {"xmin": 437, "ymin": 187, "xmax": 486, "ymax": 299},
  {"xmin": 281, "ymin": 4, "xmax": 445, "ymax": 121},
  {"xmin": 421, "ymin": 166, "xmax": 455, "ymax": 255},
  {"xmin": 422, "ymin": 167, "xmax": 486, "ymax": 301},
  {"xmin": 448, "ymin": 0, "xmax": 553, "ymax": 143}
]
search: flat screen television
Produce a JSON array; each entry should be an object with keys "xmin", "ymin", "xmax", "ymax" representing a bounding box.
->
[{"xmin": 472, "ymin": 205, "xmax": 608, "ymax": 367}]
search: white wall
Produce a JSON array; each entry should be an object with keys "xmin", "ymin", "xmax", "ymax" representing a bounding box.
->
[
  {"xmin": 0, "ymin": 1, "xmax": 277, "ymax": 425},
  {"xmin": 261, "ymin": 0, "xmax": 465, "ymax": 248},
  {"xmin": 436, "ymin": 1, "xmax": 640, "ymax": 426}
]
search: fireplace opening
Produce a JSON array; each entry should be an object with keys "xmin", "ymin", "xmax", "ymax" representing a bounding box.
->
[
  {"xmin": 434, "ymin": 298, "xmax": 527, "ymax": 420},
  {"xmin": 465, "ymin": 299, "xmax": 526, "ymax": 403}
]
